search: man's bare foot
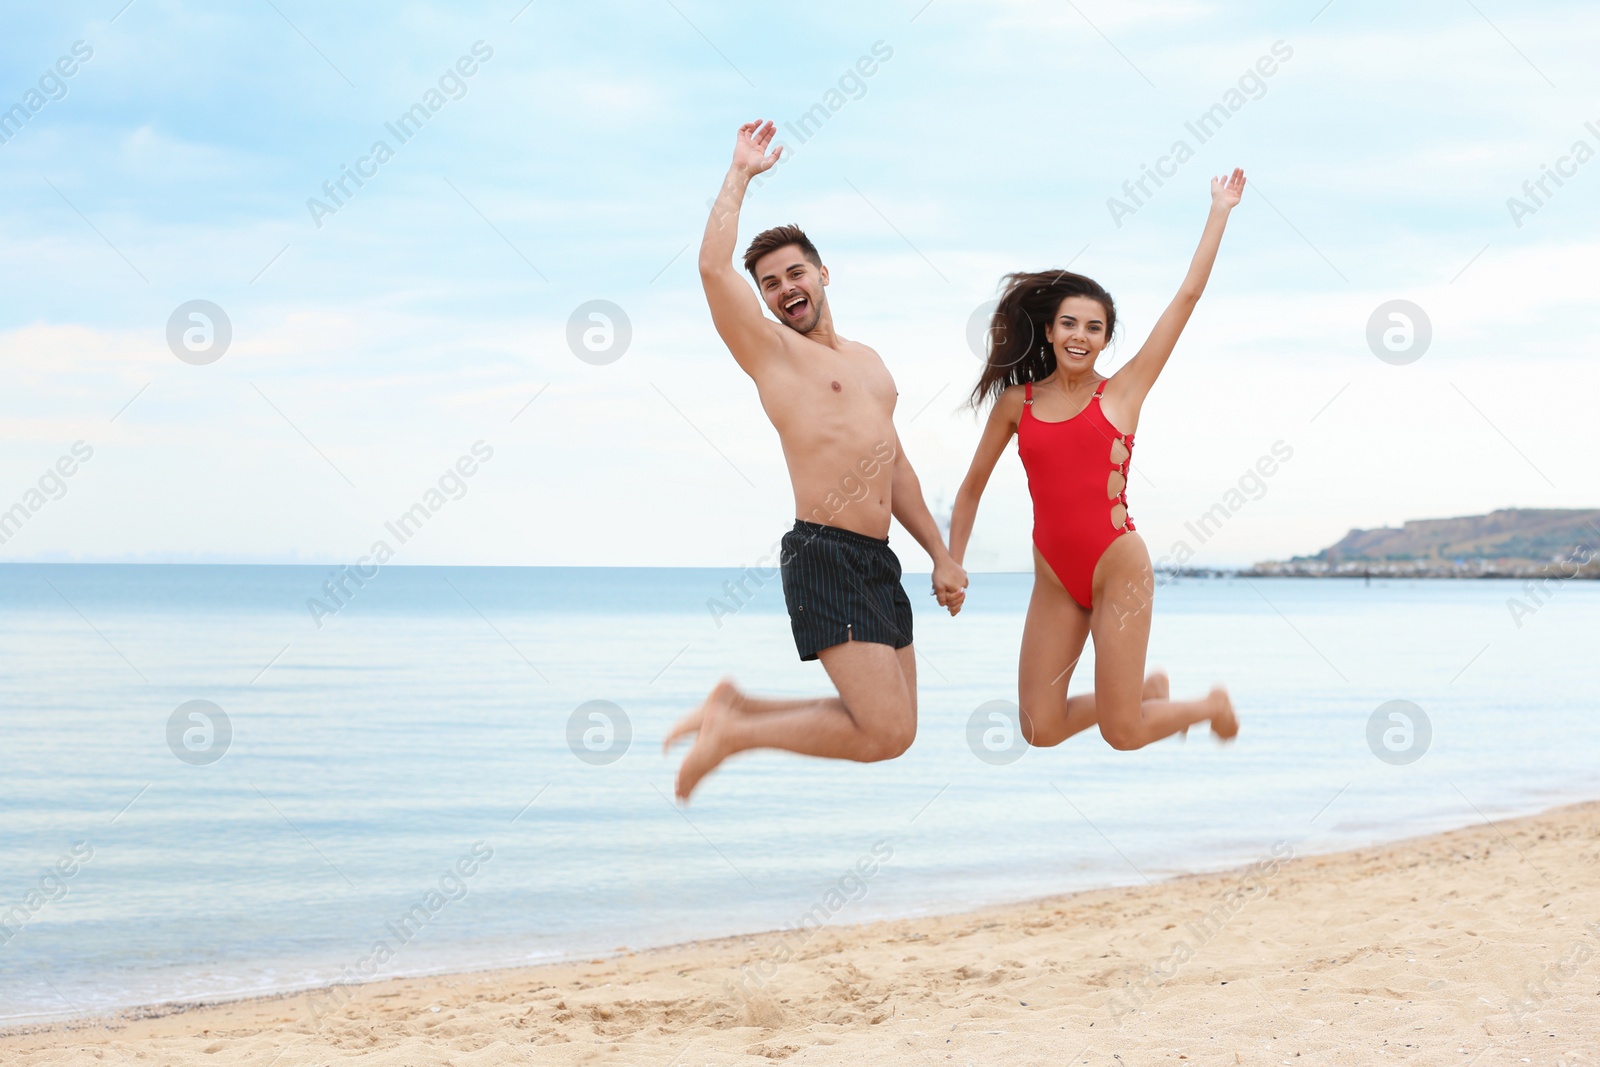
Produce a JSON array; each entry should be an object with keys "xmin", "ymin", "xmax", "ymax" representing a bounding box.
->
[
  {"xmin": 663, "ymin": 678, "xmax": 739, "ymax": 754},
  {"xmin": 673, "ymin": 682, "xmax": 741, "ymax": 802},
  {"xmin": 1208, "ymin": 686, "xmax": 1238, "ymax": 741}
]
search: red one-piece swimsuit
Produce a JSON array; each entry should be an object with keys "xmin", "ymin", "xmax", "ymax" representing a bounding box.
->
[{"xmin": 1017, "ymin": 378, "xmax": 1136, "ymax": 609}]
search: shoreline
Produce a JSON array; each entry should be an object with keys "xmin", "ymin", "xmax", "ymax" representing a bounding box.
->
[
  {"xmin": 1239, "ymin": 566, "xmax": 1599, "ymax": 580},
  {"xmin": 4, "ymin": 789, "xmax": 1586, "ymax": 1032},
  {"xmin": 7, "ymin": 799, "xmax": 1597, "ymax": 1064}
]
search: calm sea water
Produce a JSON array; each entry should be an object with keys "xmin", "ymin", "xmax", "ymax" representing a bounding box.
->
[{"xmin": 1, "ymin": 563, "xmax": 1596, "ymax": 1023}]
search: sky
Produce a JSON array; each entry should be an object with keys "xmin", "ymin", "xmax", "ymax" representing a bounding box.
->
[{"xmin": 1, "ymin": 0, "xmax": 1596, "ymax": 569}]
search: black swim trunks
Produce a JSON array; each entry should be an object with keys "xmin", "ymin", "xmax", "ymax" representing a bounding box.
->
[{"xmin": 779, "ymin": 520, "xmax": 913, "ymax": 662}]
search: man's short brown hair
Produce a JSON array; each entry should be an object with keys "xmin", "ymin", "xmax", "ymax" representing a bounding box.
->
[{"xmin": 742, "ymin": 224, "xmax": 821, "ymax": 280}]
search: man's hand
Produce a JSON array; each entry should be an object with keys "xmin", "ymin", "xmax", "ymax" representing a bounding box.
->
[
  {"xmin": 731, "ymin": 119, "xmax": 783, "ymax": 177},
  {"xmin": 933, "ymin": 557, "xmax": 968, "ymax": 616}
]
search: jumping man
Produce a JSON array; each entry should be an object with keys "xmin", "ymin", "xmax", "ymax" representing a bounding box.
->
[{"xmin": 663, "ymin": 120, "xmax": 967, "ymax": 801}]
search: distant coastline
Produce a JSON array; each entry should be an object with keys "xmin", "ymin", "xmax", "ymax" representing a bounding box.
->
[
  {"xmin": 1237, "ymin": 558, "xmax": 1597, "ymax": 580},
  {"xmin": 1241, "ymin": 507, "xmax": 1599, "ymax": 580}
]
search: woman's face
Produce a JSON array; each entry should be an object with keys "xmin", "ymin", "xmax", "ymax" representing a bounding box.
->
[{"xmin": 1044, "ymin": 295, "xmax": 1109, "ymax": 371}]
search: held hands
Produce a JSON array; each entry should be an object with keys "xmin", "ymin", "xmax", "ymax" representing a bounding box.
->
[
  {"xmin": 731, "ymin": 119, "xmax": 783, "ymax": 177},
  {"xmin": 932, "ymin": 557, "xmax": 969, "ymax": 616},
  {"xmin": 1211, "ymin": 167, "xmax": 1247, "ymax": 211}
]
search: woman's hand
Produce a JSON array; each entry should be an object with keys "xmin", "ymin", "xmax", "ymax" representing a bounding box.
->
[
  {"xmin": 1211, "ymin": 167, "xmax": 1247, "ymax": 211},
  {"xmin": 933, "ymin": 557, "xmax": 968, "ymax": 616}
]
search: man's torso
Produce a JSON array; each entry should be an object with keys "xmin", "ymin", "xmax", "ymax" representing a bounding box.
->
[{"xmin": 753, "ymin": 331, "xmax": 898, "ymax": 539}]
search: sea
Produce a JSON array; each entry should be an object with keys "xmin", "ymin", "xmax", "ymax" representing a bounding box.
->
[{"xmin": 2, "ymin": 563, "xmax": 1596, "ymax": 1023}]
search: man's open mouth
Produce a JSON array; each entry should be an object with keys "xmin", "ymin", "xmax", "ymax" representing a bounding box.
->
[{"xmin": 782, "ymin": 295, "xmax": 809, "ymax": 319}]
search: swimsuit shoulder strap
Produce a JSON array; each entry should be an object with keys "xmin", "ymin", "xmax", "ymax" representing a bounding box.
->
[
  {"xmin": 1093, "ymin": 377, "xmax": 1108, "ymax": 398},
  {"xmin": 1024, "ymin": 381, "xmax": 1033, "ymax": 403}
]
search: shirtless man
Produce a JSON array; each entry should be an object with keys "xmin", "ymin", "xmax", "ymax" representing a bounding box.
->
[{"xmin": 663, "ymin": 119, "xmax": 968, "ymax": 801}]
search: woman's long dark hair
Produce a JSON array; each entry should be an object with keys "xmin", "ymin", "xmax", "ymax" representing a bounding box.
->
[{"xmin": 968, "ymin": 270, "xmax": 1117, "ymax": 408}]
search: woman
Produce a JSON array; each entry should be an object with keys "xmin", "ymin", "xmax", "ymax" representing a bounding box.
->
[{"xmin": 948, "ymin": 169, "xmax": 1246, "ymax": 751}]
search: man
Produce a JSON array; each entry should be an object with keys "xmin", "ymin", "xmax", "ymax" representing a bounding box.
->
[{"xmin": 664, "ymin": 119, "xmax": 968, "ymax": 801}]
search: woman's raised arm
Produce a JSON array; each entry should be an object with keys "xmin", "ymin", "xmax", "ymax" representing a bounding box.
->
[{"xmin": 1113, "ymin": 168, "xmax": 1246, "ymax": 415}]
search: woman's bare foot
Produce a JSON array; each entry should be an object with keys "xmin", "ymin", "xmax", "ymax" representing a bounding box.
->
[
  {"xmin": 1144, "ymin": 670, "xmax": 1186, "ymax": 737},
  {"xmin": 674, "ymin": 683, "xmax": 741, "ymax": 802},
  {"xmin": 1208, "ymin": 686, "xmax": 1238, "ymax": 741},
  {"xmin": 663, "ymin": 678, "xmax": 738, "ymax": 753}
]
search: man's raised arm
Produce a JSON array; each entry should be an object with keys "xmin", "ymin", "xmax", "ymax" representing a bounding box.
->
[{"xmin": 699, "ymin": 120, "xmax": 784, "ymax": 375}]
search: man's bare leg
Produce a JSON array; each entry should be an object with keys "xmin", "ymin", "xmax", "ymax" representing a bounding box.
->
[
  {"xmin": 662, "ymin": 686, "xmax": 832, "ymax": 752},
  {"xmin": 670, "ymin": 641, "xmax": 916, "ymax": 801}
]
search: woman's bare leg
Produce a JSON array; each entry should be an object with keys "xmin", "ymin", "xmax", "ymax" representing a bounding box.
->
[
  {"xmin": 1018, "ymin": 550, "xmax": 1094, "ymax": 747},
  {"xmin": 1087, "ymin": 535, "xmax": 1236, "ymax": 751},
  {"xmin": 1019, "ymin": 549, "xmax": 1174, "ymax": 747}
]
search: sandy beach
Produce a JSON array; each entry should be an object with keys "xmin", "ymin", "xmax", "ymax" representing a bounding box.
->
[{"xmin": 6, "ymin": 801, "xmax": 1597, "ymax": 1066}]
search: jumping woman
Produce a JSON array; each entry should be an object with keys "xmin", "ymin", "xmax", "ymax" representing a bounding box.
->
[{"xmin": 948, "ymin": 169, "xmax": 1247, "ymax": 752}]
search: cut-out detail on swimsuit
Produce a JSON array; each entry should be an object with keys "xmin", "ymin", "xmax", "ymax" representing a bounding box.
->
[{"xmin": 1018, "ymin": 378, "xmax": 1136, "ymax": 609}]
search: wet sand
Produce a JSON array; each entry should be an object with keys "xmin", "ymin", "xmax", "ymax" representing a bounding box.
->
[{"xmin": 5, "ymin": 801, "xmax": 1597, "ymax": 1066}]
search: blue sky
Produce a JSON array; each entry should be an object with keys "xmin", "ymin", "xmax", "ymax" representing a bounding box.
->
[{"xmin": 2, "ymin": 0, "xmax": 1596, "ymax": 567}]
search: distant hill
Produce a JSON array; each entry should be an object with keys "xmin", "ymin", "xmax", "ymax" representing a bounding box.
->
[
  {"xmin": 1303, "ymin": 508, "xmax": 1600, "ymax": 564},
  {"xmin": 1243, "ymin": 508, "xmax": 1600, "ymax": 579}
]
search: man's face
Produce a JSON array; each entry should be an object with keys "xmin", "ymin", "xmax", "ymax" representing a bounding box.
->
[{"xmin": 753, "ymin": 245, "xmax": 828, "ymax": 334}]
